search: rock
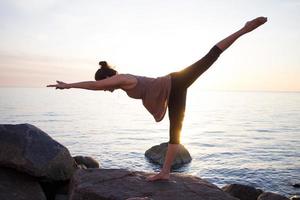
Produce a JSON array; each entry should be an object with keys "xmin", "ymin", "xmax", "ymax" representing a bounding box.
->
[
  {"xmin": 40, "ymin": 180, "xmax": 69, "ymax": 200},
  {"xmin": 0, "ymin": 124, "xmax": 77, "ymax": 181},
  {"xmin": 145, "ymin": 142, "xmax": 192, "ymax": 169},
  {"xmin": 292, "ymin": 183, "xmax": 300, "ymax": 188},
  {"xmin": 290, "ymin": 195, "xmax": 300, "ymax": 200},
  {"xmin": 0, "ymin": 167, "xmax": 46, "ymax": 200},
  {"xmin": 126, "ymin": 198, "xmax": 153, "ymax": 200},
  {"xmin": 69, "ymin": 168, "xmax": 239, "ymax": 200},
  {"xmin": 73, "ymin": 156, "xmax": 100, "ymax": 168},
  {"xmin": 55, "ymin": 194, "xmax": 68, "ymax": 200},
  {"xmin": 222, "ymin": 183, "xmax": 263, "ymax": 200},
  {"xmin": 258, "ymin": 192, "xmax": 289, "ymax": 200}
]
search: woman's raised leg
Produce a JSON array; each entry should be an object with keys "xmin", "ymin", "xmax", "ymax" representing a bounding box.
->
[{"xmin": 173, "ymin": 16, "xmax": 268, "ymax": 89}]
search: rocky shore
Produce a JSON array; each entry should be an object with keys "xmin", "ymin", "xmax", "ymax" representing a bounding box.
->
[{"xmin": 0, "ymin": 124, "xmax": 298, "ymax": 200}]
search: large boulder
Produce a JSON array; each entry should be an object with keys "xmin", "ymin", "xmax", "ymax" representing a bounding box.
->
[
  {"xmin": 69, "ymin": 168, "xmax": 239, "ymax": 200},
  {"xmin": 257, "ymin": 192, "xmax": 289, "ymax": 200},
  {"xmin": 73, "ymin": 156, "xmax": 100, "ymax": 168},
  {"xmin": 145, "ymin": 142, "xmax": 192, "ymax": 169},
  {"xmin": 222, "ymin": 183, "xmax": 263, "ymax": 200},
  {"xmin": 0, "ymin": 124, "xmax": 77, "ymax": 181},
  {"xmin": 0, "ymin": 167, "xmax": 46, "ymax": 200}
]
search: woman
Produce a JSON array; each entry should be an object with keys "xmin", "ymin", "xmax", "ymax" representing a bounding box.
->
[{"xmin": 48, "ymin": 17, "xmax": 267, "ymax": 181}]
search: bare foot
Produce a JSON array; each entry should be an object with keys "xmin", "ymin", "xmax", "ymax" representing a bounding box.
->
[
  {"xmin": 146, "ymin": 171, "xmax": 170, "ymax": 181},
  {"xmin": 243, "ymin": 17, "xmax": 267, "ymax": 33}
]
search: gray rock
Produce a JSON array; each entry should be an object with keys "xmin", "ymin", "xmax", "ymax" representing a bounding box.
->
[
  {"xmin": 0, "ymin": 167, "xmax": 46, "ymax": 200},
  {"xmin": 145, "ymin": 142, "xmax": 192, "ymax": 169},
  {"xmin": 0, "ymin": 124, "xmax": 77, "ymax": 181},
  {"xmin": 69, "ymin": 168, "xmax": 239, "ymax": 200},
  {"xmin": 290, "ymin": 195, "xmax": 300, "ymax": 200},
  {"xmin": 55, "ymin": 194, "xmax": 68, "ymax": 200},
  {"xmin": 258, "ymin": 192, "xmax": 289, "ymax": 200},
  {"xmin": 222, "ymin": 183, "xmax": 263, "ymax": 200},
  {"xmin": 74, "ymin": 156, "xmax": 100, "ymax": 168}
]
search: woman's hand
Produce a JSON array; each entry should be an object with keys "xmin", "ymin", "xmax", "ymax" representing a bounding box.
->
[{"xmin": 47, "ymin": 81, "xmax": 70, "ymax": 89}]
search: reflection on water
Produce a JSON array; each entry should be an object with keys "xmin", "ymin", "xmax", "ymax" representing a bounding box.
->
[{"xmin": 0, "ymin": 88, "xmax": 299, "ymax": 196}]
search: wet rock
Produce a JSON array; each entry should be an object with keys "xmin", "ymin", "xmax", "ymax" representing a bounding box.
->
[
  {"xmin": 292, "ymin": 183, "xmax": 300, "ymax": 188},
  {"xmin": 0, "ymin": 124, "xmax": 77, "ymax": 181},
  {"xmin": 258, "ymin": 192, "xmax": 289, "ymax": 200},
  {"xmin": 222, "ymin": 183, "xmax": 263, "ymax": 200},
  {"xmin": 145, "ymin": 142, "xmax": 192, "ymax": 169},
  {"xmin": 69, "ymin": 168, "xmax": 238, "ymax": 200},
  {"xmin": 290, "ymin": 195, "xmax": 300, "ymax": 200},
  {"xmin": 0, "ymin": 167, "xmax": 46, "ymax": 200},
  {"xmin": 74, "ymin": 156, "xmax": 100, "ymax": 168}
]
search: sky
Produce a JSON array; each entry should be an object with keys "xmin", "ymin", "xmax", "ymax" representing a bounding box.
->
[{"xmin": 0, "ymin": 0, "xmax": 299, "ymax": 91}]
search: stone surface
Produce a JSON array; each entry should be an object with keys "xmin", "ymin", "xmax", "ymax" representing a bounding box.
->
[
  {"xmin": 145, "ymin": 142, "xmax": 192, "ymax": 169},
  {"xmin": 222, "ymin": 183, "xmax": 263, "ymax": 200},
  {"xmin": 290, "ymin": 195, "xmax": 300, "ymax": 200},
  {"xmin": 0, "ymin": 124, "xmax": 77, "ymax": 181},
  {"xmin": 74, "ymin": 156, "xmax": 100, "ymax": 168},
  {"xmin": 55, "ymin": 194, "xmax": 68, "ymax": 200},
  {"xmin": 69, "ymin": 168, "xmax": 239, "ymax": 200},
  {"xmin": 258, "ymin": 192, "xmax": 289, "ymax": 200},
  {"xmin": 0, "ymin": 167, "xmax": 46, "ymax": 200}
]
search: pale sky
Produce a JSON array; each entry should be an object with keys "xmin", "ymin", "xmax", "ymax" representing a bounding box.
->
[{"xmin": 0, "ymin": 0, "xmax": 299, "ymax": 91}]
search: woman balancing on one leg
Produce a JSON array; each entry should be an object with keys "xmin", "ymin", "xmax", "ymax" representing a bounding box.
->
[{"xmin": 48, "ymin": 17, "xmax": 267, "ymax": 181}]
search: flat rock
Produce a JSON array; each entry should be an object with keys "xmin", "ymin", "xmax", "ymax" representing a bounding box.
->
[
  {"xmin": 0, "ymin": 124, "xmax": 77, "ymax": 181},
  {"xmin": 0, "ymin": 167, "xmax": 46, "ymax": 200},
  {"xmin": 69, "ymin": 168, "xmax": 239, "ymax": 200},
  {"xmin": 222, "ymin": 183, "xmax": 263, "ymax": 200},
  {"xmin": 73, "ymin": 156, "xmax": 100, "ymax": 168},
  {"xmin": 145, "ymin": 142, "xmax": 192, "ymax": 169},
  {"xmin": 258, "ymin": 192, "xmax": 289, "ymax": 200}
]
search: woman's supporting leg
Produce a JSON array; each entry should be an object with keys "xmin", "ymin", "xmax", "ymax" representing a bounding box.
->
[{"xmin": 147, "ymin": 87, "xmax": 187, "ymax": 181}]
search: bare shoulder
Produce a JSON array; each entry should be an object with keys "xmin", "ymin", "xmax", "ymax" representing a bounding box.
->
[{"xmin": 116, "ymin": 74, "xmax": 137, "ymax": 90}]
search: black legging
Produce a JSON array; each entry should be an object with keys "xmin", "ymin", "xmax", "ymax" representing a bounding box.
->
[{"xmin": 168, "ymin": 45, "xmax": 223, "ymax": 144}]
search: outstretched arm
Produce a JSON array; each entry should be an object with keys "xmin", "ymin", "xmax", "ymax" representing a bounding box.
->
[{"xmin": 47, "ymin": 74, "xmax": 127, "ymax": 90}]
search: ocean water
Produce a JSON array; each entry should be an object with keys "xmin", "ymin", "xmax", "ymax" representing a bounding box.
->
[{"xmin": 0, "ymin": 88, "xmax": 299, "ymax": 197}]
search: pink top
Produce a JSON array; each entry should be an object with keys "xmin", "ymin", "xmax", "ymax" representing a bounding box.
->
[{"xmin": 125, "ymin": 74, "xmax": 172, "ymax": 122}]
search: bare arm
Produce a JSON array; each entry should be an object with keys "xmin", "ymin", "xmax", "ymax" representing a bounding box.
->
[{"xmin": 47, "ymin": 74, "xmax": 127, "ymax": 90}]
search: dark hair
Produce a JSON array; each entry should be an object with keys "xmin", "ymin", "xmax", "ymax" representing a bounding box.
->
[{"xmin": 95, "ymin": 61, "xmax": 117, "ymax": 80}]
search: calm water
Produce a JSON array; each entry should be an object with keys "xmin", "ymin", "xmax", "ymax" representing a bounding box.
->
[{"xmin": 0, "ymin": 88, "xmax": 299, "ymax": 197}]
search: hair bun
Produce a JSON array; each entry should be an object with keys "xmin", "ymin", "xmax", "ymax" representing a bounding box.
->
[{"xmin": 99, "ymin": 61, "xmax": 108, "ymax": 68}]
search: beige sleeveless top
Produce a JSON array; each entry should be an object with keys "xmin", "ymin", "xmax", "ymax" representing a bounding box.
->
[{"xmin": 125, "ymin": 74, "xmax": 172, "ymax": 122}]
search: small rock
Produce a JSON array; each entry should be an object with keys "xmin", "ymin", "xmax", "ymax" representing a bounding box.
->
[
  {"xmin": 145, "ymin": 142, "xmax": 192, "ymax": 169},
  {"xmin": 0, "ymin": 167, "xmax": 46, "ymax": 200},
  {"xmin": 69, "ymin": 169, "xmax": 238, "ymax": 200},
  {"xmin": 222, "ymin": 183, "xmax": 263, "ymax": 200},
  {"xmin": 0, "ymin": 124, "xmax": 77, "ymax": 181},
  {"xmin": 74, "ymin": 156, "xmax": 100, "ymax": 168},
  {"xmin": 290, "ymin": 195, "xmax": 300, "ymax": 200},
  {"xmin": 292, "ymin": 183, "xmax": 300, "ymax": 188},
  {"xmin": 258, "ymin": 192, "xmax": 289, "ymax": 200}
]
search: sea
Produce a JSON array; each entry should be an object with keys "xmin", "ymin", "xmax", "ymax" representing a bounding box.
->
[{"xmin": 0, "ymin": 88, "xmax": 299, "ymax": 197}]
